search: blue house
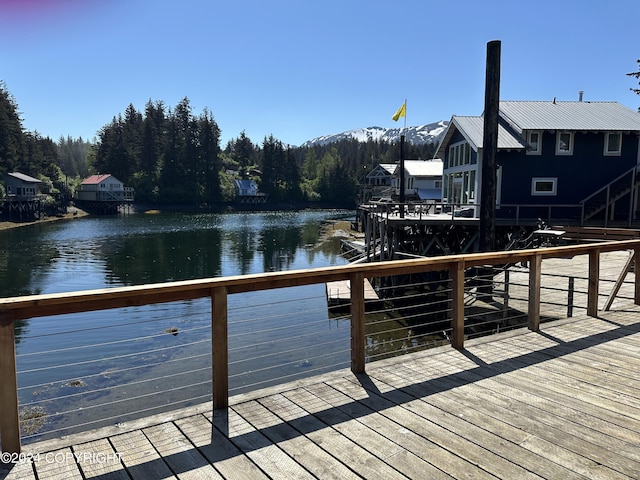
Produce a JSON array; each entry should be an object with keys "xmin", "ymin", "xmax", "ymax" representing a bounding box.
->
[{"xmin": 435, "ymin": 100, "xmax": 640, "ymax": 225}]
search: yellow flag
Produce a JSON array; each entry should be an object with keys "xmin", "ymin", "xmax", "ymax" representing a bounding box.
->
[{"xmin": 392, "ymin": 102, "xmax": 406, "ymax": 121}]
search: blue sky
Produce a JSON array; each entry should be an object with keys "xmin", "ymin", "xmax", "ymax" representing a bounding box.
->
[{"xmin": 2, "ymin": 0, "xmax": 639, "ymax": 147}]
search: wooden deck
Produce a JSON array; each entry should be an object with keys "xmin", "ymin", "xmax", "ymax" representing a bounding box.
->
[{"xmin": 3, "ymin": 305, "xmax": 640, "ymax": 479}]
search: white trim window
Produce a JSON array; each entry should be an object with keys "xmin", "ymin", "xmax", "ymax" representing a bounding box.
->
[
  {"xmin": 531, "ymin": 177, "xmax": 557, "ymax": 196},
  {"xmin": 448, "ymin": 141, "xmax": 471, "ymax": 167},
  {"xmin": 526, "ymin": 131, "xmax": 542, "ymax": 155},
  {"xmin": 556, "ymin": 131, "xmax": 573, "ymax": 155},
  {"xmin": 604, "ymin": 132, "xmax": 622, "ymax": 156}
]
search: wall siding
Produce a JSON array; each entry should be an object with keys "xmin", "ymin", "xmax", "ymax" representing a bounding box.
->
[{"xmin": 499, "ymin": 131, "xmax": 639, "ymax": 205}]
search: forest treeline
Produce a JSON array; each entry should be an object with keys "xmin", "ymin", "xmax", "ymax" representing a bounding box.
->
[{"xmin": 1, "ymin": 81, "xmax": 437, "ymax": 209}]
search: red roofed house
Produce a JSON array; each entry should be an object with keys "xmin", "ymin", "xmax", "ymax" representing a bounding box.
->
[{"xmin": 76, "ymin": 174, "xmax": 134, "ymax": 213}]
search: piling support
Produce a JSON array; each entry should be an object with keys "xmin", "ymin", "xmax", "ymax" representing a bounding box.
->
[{"xmin": 479, "ymin": 40, "xmax": 501, "ymax": 253}]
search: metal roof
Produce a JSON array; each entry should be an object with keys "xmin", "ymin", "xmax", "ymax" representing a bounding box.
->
[
  {"xmin": 499, "ymin": 101, "xmax": 640, "ymax": 132},
  {"xmin": 435, "ymin": 116, "xmax": 526, "ymax": 158},
  {"xmin": 398, "ymin": 159, "xmax": 443, "ymax": 177},
  {"xmin": 81, "ymin": 174, "xmax": 116, "ymax": 185},
  {"xmin": 6, "ymin": 172, "xmax": 42, "ymax": 183}
]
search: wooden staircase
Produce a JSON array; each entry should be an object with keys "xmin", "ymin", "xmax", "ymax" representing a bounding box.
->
[{"xmin": 580, "ymin": 166, "xmax": 639, "ymax": 226}]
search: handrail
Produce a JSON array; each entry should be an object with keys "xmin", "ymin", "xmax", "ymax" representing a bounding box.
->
[
  {"xmin": 2, "ymin": 240, "xmax": 640, "ymax": 453},
  {"xmin": 579, "ymin": 164, "xmax": 638, "ymax": 205}
]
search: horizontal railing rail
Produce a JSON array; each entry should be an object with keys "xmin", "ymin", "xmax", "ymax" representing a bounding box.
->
[{"xmin": 1, "ymin": 240, "xmax": 640, "ymax": 453}]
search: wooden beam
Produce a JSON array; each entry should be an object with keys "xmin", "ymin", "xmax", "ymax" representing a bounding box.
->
[
  {"xmin": 211, "ymin": 286, "xmax": 228, "ymax": 410},
  {"xmin": 0, "ymin": 311, "xmax": 21, "ymax": 453},
  {"xmin": 587, "ymin": 249, "xmax": 600, "ymax": 317},
  {"xmin": 450, "ymin": 260, "xmax": 465, "ymax": 349},
  {"xmin": 604, "ymin": 251, "xmax": 634, "ymax": 311},
  {"xmin": 350, "ymin": 272, "xmax": 366, "ymax": 373},
  {"xmin": 528, "ymin": 254, "xmax": 541, "ymax": 332}
]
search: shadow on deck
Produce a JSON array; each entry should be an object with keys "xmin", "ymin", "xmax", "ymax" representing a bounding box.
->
[{"xmin": 4, "ymin": 305, "xmax": 640, "ymax": 479}]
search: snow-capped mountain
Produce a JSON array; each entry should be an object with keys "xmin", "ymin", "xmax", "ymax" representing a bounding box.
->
[{"xmin": 301, "ymin": 121, "xmax": 448, "ymax": 147}]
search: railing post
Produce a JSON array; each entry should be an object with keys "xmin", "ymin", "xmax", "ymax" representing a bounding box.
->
[
  {"xmin": 587, "ymin": 249, "xmax": 600, "ymax": 317},
  {"xmin": 450, "ymin": 260, "xmax": 465, "ymax": 349},
  {"xmin": 211, "ymin": 286, "xmax": 228, "ymax": 410},
  {"xmin": 605, "ymin": 186, "xmax": 610, "ymax": 227},
  {"xmin": 635, "ymin": 248, "xmax": 640, "ymax": 306},
  {"xmin": 567, "ymin": 277, "xmax": 574, "ymax": 318},
  {"xmin": 0, "ymin": 311, "xmax": 21, "ymax": 453},
  {"xmin": 350, "ymin": 272, "xmax": 366, "ymax": 373},
  {"xmin": 502, "ymin": 269, "xmax": 510, "ymax": 319},
  {"xmin": 528, "ymin": 253, "xmax": 541, "ymax": 332}
]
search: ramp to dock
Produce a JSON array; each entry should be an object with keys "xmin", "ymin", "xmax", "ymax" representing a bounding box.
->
[{"xmin": 326, "ymin": 278, "xmax": 378, "ymax": 306}]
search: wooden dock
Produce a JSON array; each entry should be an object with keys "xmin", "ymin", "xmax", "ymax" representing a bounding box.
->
[
  {"xmin": 326, "ymin": 278, "xmax": 379, "ymax": 306},
  {"xmin": 5, "ymin": 305, "xmax": 640, "ymax": 479}
]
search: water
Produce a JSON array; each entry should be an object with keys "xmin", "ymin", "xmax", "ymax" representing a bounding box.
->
[{"xmin": 1, "ymin": 209, "xmax": 353, "ymax": 442}]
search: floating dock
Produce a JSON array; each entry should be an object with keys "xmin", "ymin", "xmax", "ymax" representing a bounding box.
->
[{"xmin": 326, "ymin": 278, "xmax": 379, "ymax": 307}]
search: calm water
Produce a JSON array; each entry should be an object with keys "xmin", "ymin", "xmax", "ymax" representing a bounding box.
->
[{"xmin": 1, "ymin": 209, "xmax": 354, "ymax": 441}]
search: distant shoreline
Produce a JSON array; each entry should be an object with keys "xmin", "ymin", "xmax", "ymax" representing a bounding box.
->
[
  {"xmin": 0, "ymin": 203, "xmax": 355, "ymax": 232},
  {"xmin": 0, "ymin": 207, "xmax": 89, "ymax": 231}
]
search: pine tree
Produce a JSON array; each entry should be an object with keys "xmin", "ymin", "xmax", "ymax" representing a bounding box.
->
[{"xmin": 0, "ymin": 81, "xmax": 24, "ymax": 173}]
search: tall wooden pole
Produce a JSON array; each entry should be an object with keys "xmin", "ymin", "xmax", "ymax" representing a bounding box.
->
[{"xmin": 479, "ymin": 40, "xmax": 501, "ymax": 252}]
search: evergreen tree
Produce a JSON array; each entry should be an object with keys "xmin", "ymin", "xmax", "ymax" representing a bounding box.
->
[
  {"xmin": 233, "ymin": 130, "xmax": 257, "ymax": 172},
  {"xmin": 196, "ymin": 108, "xmax": 221, "ymax": 202},
  {"xmin": 57, "ymin": 136, "xmax": 91, "ymax": 178},
  {"xmin": 0, "ymin": 81, "xmax": 24, "ymax": 173},
  {"xmin": 138, "ymin": 100, "xmax": 166, "ymax": 200},
  {"xmin": 260, "ymin": 134, "xmax": 282, "ymax": 198}
]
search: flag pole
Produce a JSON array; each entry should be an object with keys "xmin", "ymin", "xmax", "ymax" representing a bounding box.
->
[{"xmin": 399, "ymin": 99, "xmax": 406, "ymax": 217}]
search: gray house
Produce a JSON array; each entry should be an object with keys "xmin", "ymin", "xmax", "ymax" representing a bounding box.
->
[
  {"xmin": 4, "ymin": 172, "xmax": 42, "ymax": 200},
  {"xmin": 3, "ymin": 172, "xmax": 44, "ymax": 220}
]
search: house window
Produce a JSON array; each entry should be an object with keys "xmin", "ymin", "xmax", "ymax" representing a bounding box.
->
[
  {"xmin": 604, "ymin": 132, "xmax": 622, "ymax": 156},
  {"xmin": 531, "ymin": 177, "xmax": 557, "ymax": 196},
  {"xmin": 469, "ymin": 170, "xmax": 476, "ymax": 200},
  {"xmin": 527, "ymin": 131, "xmax": 542, "ymax": 155},
  {"xmin": 449, "ymin": 141, "xmax": 470, "ymax": 168},
  {"xmin": 434, "ymin": 180, "xmax": 442, "ymax": 189},
  {"xmin": 556, "ymin": 132, "xmax": 573, "ymax": 155}
]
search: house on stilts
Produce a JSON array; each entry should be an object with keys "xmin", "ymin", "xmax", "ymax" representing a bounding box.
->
[
  {"xmin": 75, "ymin": 174, "xmax": 134, "ymax": 214},
  {"xmin": 2, "ymin": 172, "xmax": 44, "ymax": 221}
]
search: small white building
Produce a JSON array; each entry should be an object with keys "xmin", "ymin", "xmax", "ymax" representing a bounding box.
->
[
  {"xmin": 77, "ymin": 174, "xmax": 133, "ymax": 202},
  {"xmin": 234, "ymin": 179, "xmax": 267, "ymax": 204},
  {"xmin": 234, "ymin": 179, "xmax": 258, "ymax": 197},
  {"xmin": 394, "ymin": 159, "xmax": 443, "ymax": 201}
]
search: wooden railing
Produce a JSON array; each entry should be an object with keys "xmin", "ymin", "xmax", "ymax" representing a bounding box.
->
[{"xmin": 2, "ymin": 240, "xmax": 640, "ymax": 453}]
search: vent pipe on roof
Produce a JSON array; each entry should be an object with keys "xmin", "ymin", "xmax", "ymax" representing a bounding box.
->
[{"xmin": 578, "ymin": 90, "xmax": 584, "ymax": 102}]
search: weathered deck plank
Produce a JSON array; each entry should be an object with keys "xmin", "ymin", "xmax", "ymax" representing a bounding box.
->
[{"xmin": 11, "ymin": 305, "xmax": 640, "ymax": 480}]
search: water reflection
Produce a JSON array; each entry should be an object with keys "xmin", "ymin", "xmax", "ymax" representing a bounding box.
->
[
  {"xmin": 0, "ymin": 224, "xmax": 59, "ymax": 297},
  {"xmin": 2, "ymin": 210, "xmax": 350, "ymax": 343},
  {"xmin": 104, "ymin": 228, "xmax": 224, "ymax": 284}
]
